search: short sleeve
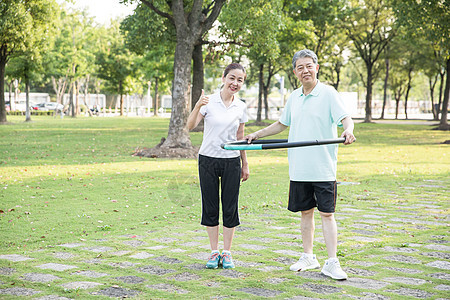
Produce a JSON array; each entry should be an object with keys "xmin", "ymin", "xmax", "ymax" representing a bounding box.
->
[
  {"xmin": 330, "ymin": 89, "xmax": 348, "ymax": 126},
  {"xmin": 240, "ymin": 105, "xmax": 248, "ymax": 123},
  {"xmin": 279, "ymin": 95, "xmax": 293, "ymax": 126},
  {"xmin": 199, "ymin": 105, "xmax": 207, "ymax": 116}
]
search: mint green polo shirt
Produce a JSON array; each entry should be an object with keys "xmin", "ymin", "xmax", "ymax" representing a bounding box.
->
[{"xmin": 279, "ymin": 81, "xmax": 349, "ymax": 181}]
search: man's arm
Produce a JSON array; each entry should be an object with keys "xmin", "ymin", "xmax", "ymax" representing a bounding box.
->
[
  {"xmin": 340, "ymin": 116, "xmax": 356, "ymax": 145},
  {"xmin": 245, "ymin": 120, "xmax": 288, "ymax": 143}
]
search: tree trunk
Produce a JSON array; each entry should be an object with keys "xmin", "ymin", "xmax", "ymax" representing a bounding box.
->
[
  {"xmin": 25, "ymin": 76, "xmax": 31, "ymax": 122},
  {"xmin": 119, "ymin": 80, "xmax": 124, "ymax": 116},
  {"xmin": 438, "ymin": 70, "xmax": 445, "ymax": 119},
  {"xmin": 380, "ymin": 56, "xmax": 389, "ymax": 119},
  {"xmin": 70, "ymin": 82, "xmax": 75, "ymax": 118},
  {"xmin": 429, "ymin": 75, "xmax": 438, "ymax": 120},
  {"xmin": 0, "ymin": 52, "xmax": 6, "ymax": 123},
  {"xmin": 263, "ymin": 72, "xmax": 272, "ymax": 120},
  {"xmin": 404, "ymin": 68, "xmax": 413, "ymax": 120},
  {"xmin": 154, "ymin": 77, "xmax": 159, "ymax": 116},
  {"xmin": 257, "ymin": 64, "xmax": 263, "ymax": 123},
  {"xmin": 192, "ymin": 43, "xmax": 204, "ymax": 110},
  {"xmin": 439, "ymin": 58, "xmax": 449, "ymax": 130},
  {"xmin": 162, "ymin": 37, "xmax": 194, "ymax": 148},
  {"xmin": 364, "ymin": 64, "xmax": 373, "ymax": 122}
]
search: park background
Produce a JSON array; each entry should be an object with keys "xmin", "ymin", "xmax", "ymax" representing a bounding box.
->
[{"xmin": 0, "ymin": 0, "xmax": 449, "ymax": 299}]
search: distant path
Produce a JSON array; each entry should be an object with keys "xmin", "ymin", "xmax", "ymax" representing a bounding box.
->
[{"xmin": 353, "ymin": 118, "xmax": 439, "ymax": 126}]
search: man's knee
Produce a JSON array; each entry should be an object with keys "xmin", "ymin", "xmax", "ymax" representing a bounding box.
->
[{"xmin": 319, "ymin": 211, "xmax": 334, "ymax": 219}]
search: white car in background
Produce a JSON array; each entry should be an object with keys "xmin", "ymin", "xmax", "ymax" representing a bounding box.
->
[{"xmin": 31, "ymin": 102, "xmax": 64, "ymax": 111}]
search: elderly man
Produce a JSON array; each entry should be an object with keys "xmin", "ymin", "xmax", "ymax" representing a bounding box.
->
[{"xmin": 245, "ymin": 49, "xmax": 355, "ymax": 280}]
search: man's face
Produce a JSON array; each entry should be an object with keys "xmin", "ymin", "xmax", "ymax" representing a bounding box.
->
[{"xmin": 293, "ymin": 57, "xmax": 319, "ymax": 86}]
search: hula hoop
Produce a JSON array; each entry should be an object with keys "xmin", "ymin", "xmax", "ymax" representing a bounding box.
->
[{"xmin": 221, "ymin": 137, "xmax": 346, "ymax": 150}]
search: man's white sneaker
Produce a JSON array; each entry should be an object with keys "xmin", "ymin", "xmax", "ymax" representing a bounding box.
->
[
  {"xmin": 289, "ymin": 253, "xmax": 320, "ymax": 271},
  {"xmin": 321, "ymin": 258, "xmax": 348, "ymax": 280}
]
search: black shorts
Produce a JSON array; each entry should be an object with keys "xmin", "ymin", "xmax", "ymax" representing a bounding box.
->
[
  {"xmin": 288, "ymin": 181, "xmax": 337, "ymax": 213},
  {"xmin": 198, "ymin": 154, "xmax": 241, "ymax": 228}
]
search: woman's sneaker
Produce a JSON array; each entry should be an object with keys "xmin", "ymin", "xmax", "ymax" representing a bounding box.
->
[
  {"xmin": 289, "ymin": 253, "xmax": 320, "ymax": 271},
  {"xmin": 221, "ymin": 251, "xmax": 235, "ymax": 269},
  {"xmin": 321, "ymin": 258, "xmax": 348, "ymax": 280},
  {"xmin": 206, "ymin": 251, "xmax": 221, "ymax": 269}
]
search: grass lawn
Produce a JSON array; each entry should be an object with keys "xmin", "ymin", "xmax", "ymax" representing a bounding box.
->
[{"xmin": 0, "ymin": 115, "xmax": 449, "ymax": 299}]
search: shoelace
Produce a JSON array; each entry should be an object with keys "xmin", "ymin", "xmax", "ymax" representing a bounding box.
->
[
  {"xmin": 209, "ymin": 253, "xmax": 220, "ymax": 261},
  {"xmin": 221, "ymin": 253, "xmax": 231, "ymax": 262}
]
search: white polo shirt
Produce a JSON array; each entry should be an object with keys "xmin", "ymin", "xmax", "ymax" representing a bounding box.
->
[{"xmin": 198, "ymin": 92, "xmax": 248, "ymax": 158}]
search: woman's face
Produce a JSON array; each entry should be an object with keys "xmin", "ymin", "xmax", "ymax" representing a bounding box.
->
[{"xmin": 222, "ymin": 69, "xmax": 246, "ymax": 94}]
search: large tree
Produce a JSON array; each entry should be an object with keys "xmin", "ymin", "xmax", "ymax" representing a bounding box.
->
[
  {"xmin": 0, "ymin": 0, "xmax": 56, "ymax": 123},
  {"xmin": 123, "ymin": 0, "xmax": 225, "ymax": 148},
  {"xmin": 339, "ymin": 0, "xmax": 395, "ymax": 123},
  {"xmin": 392, "ymin": 0, "xmax": 449, "ymax": 130}
]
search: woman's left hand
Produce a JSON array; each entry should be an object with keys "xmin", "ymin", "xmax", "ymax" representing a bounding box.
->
[{"xmin": 241, "ymin": 165, "xmax": 249, "ymax": 182}]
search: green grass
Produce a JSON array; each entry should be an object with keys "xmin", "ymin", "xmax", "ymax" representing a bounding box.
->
[{"xmin": 0, "ymin": 115, "xmax": 449, "ymax": 299}]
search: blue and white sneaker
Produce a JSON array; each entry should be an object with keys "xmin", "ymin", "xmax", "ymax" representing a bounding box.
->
[
  {"xmin": 221, "ymin": 251, "xmax": 235, "ymax": 269},
  {"xmin": 206, "ymin": 251, "xmax": 221, "ymax": 269}
]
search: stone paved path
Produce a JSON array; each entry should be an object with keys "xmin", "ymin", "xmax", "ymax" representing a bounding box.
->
[{"xmin": 0, "ymin": 199, "xmax": 449, "ymax": 299}]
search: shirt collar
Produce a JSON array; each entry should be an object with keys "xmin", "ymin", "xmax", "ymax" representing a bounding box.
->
[{"xmin": 301, "ymin": 80, "xmax": 322, "ymax": 97}]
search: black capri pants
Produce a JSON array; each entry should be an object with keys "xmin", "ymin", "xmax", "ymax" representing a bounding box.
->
[{"xmin": 198, "ymin": 154, "xmax": 241, "ymax": 228}]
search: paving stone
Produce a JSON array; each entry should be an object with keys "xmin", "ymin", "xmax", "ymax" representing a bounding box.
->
[
  {"xmin": 273, "ymin": 256, "xmax": 295, "ymax": 265},
  {"xmin": 385, "ymin": 287, "xmax": 434, "ymax": 298},
  {"xmin": 204, "ymin": 281, "xmax": 221, "ymax": 287},
  {"xmin": 277, "ymin": 233, "xmax": 300, "ymax": 239},
  {"xmin": 361, "ymin": 219, "xmax": 383, "ymax": 224},
  {"xmin": 426, "ymin": 260, "xmax": 450, "ymax": 270},
  {"xmin": 420, "ymin": 252, "xmax": 450, "ymax": 260},
  {"xmin": 60, "ymin": 281, "xmax": 103, "ymax": 289},
  {"xmin": 248, "ymin": 237, "xmax": 277, "ymax": 243},
  {"xmin": 258, "ymin": 266, "xmax": 285, "ymax": 272},
  {"xmin": 346, "ymin": 267, "xmax": 378, "ymax": 277},
  {"xmin": 427, "ymin": 272, "xmax": 450, "ymax": 280},
  {"xmin": 123, "ymin": 240, "xmax": 147, "ymax": 247},
  {"xmin": 383, "ymin": 246, "xmax": 418, "ymax": 253},
  {"xmin": 129, "ymin": 252, "xmax": 154, "ymax": 259},
  {"xmin": 152, "ymin": 255, "xmax": 183, "ymax": 264},
  {"xmin": 434, "ymin": 284, "xmax": 450, "ymax": 291},
  {"xmin": 352, "ymin": 261, "xmax": 379, "ymax": 267},
  {"xmin": 114, "ymin": 276, "xmax": 146, "ymax": 284},
  {"xmin": 169, "ymin": 248, "xmax": 187, "ymax": 253},
  {"xmin": 189, "ymin": 252, "xmax": 210, "ymax": 261},
  {"xmin": 110, "ymin": 250, "xmax": 131, "ymax": 256},
  {"xmin": 0, "ymin": 267, "xmax": 15, "ymax": 275},
  {"xmin": 383, "ymin": 277, "xmax": 428, "ymax": 285},
  {"xmin": 234, "ymin": 260, "xmax": 264, "ymax": 268},
  {"xmin": 81, "ymin": 246, "xmax": 113, "ymax": 253},
  {"xmin": 109, "ymin": 261, "xmax": 140, "ymax": 268},
  {"xmin": 184, "ymin": 263, "xmax": 206, "ymax": 271},
  {"xmin": 235, "ymin": 226, "xmax": 255, "ymax": 231},
  {"xmin": 425, "ymin": 244, "xmax": 450, "ymax": 251},
  {"xmin": 93, "ymin": 286, "xmax": 140, "ymax": 297},
  {"xmin": 0, "ymin": 254, "xmax": 33, "ymax": 262},
  {"xmin": 428, "ymin": 239, "xmax": 450, "ymax": 244},
  {"xmin": 359, "ymin": 292, "xmax": 390, "ymax": 300},
  {"xmin": 52, "ymin": 252, "xmax": 77, "ymax": 259},
  {"xmin": 152, "ymin": 237, "xmax": 180, "ymax": 243},
  {"xmin": 217, "ymin": 269, "xmax": 246, "ymax": 278},
  {"xmin": 57, "ymin": 243, "xmax": 84, "ymax": 248},
  {"xmin": 299, "ymin": 282, "xmax": 343, "ymax": 294},
  {"xmin": 237, "ymin": 287, "xmax": 283, "ymax": 297},
  {"xmin": 266, "ymin": 277, "xmax": 290, "ymax": 284},
  {"xmin": 341, "ymin": 208, "xmax": 363, "ymax": 212},
  {"xmin": 287, "ymin": 296, "xmax": 321, "ymax": 300},
  {"xmin": 362, "ymin": 214, "xmax": 386, "ymax": 219},
  {"xmin": 383, "ymin": 267, "xmax": 423, "ymax": 274},
  {"xmin": 73, "ymin": 270, "xmax": 109, "ymax": 278},
  {"xmin": 295, "ymin": 271, "xmax": 325, "ymax": 280},
  {"xmin": 84, "ymin": 258, "xmax": 104, "ymax": 264},
  {"xmin": 167, "ymin": 272, "xmax": 201, "ymax": 281},
  {"xmin": 352, "ymin": 229, "xmax": 380, "ymax": 236},
  {"xmin": 238, "ymin": 243, "xmax": 268, "ymax": 250},
  {"xmin": 336, "ymin": 277, "xmax": 391, "ymax": 290},
  {"xmin": 179, "ymin": 241, "xmax": 202, "ymax": 247},
  {"xmin": 34, "ymin": 295, "xmax": 72, "ymax": 300},
  {"xmin": 0, "ymin": 287, "xmax": 41, "ymax": 296},
  {"xmin": 37, "ymin": 263, "xmax": 78, "ymax": 271},
  {"xmin": 273, "ymin": 249, "xmax": 300, "ymax": 256},
  {"xmin": 146, "ymin": 245, "xmax": 168, "ymax": 250},
  {"xmin": 349, "ymin": 236, "xmax": 382, "ymax": 242},
  {"xmin": 22, "ymin": 273, "xmax": 61, "ymax": 282},
  {"xmin": 269, "ymin": 226, "xmax": 288, "ymax": 230},
  {"xmin": 137, "ymin": 265, "xmax": 175, "ymax": 275},
  {"xmin": 147, "ymin": 283, "xmax": 189, "ymax": 294},
  {"xmin": 351, "ymin": 223, "xmax": 379, "ymax": 230},
  {"xmin": 384, "ymin": 255, "xmax": 422, "ymax": 264}
]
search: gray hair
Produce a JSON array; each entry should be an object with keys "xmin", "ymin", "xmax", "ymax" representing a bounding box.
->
[{"xmin": 292, "ymin": 49, "xmax": 318, "ymax": 69}]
